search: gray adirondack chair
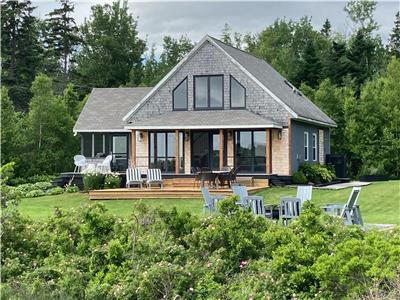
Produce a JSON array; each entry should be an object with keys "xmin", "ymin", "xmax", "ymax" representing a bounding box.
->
[
  {"xmin": 322, "ymin": 187, "xmax": 363, "ymax": 225},
  {"xmin": 201, "ymin": 187, "xmax": 225, "ymax": 214},
  {"xmin": 126, "ymin": 168, "xmax": 143, "ymax": 188},
  {"xmin": 279, "ymin": 197, "xmax": 302, "ymax": 226},
  {"xmin": 231, "ymin": 185, "xmax": 263, "ymax": 208},
  {"xmin": 296, "ymin": 185, "xmax": 313, "ymax": 206},
  {"xmin": 249, "ymin": 197, "xmax": 273, "ymax": 219}
]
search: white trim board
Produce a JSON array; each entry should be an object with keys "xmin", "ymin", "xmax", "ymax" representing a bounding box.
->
[{"xmin": 124, "ymin": 124, "xmax": 282, "ymax": 130}]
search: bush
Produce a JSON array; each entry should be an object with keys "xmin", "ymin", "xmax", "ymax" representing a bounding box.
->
[
  {"xmin": 298, "ymin": 163, "xmax": 336, "ymax": 184},
  {"xmin": 46, "ymin": 187, "xmax": 64, "ymax": 195},
  {"xmin": 33, "ymin": 181, "xmax": 53, "ymax": 191},
  {"xmin": 25, "ymin": 189, "xmax": 46, "ymax": 198},
  {"xmin": 9, "ymin": 174, "xmax": 57, "ymax": 186},
  {"xmin": 65, "ymin": 184, "xmax": 79, "ymax": 193},
  {"xmin": 83, "ymin": 173, "xmax": 104, "ymax": 191},
  {"xmin": 292, "ymin": 171, "xmax": 308, "ymax": 184},
  {"xmin": 104, "ymin": 173, "xmax": 121, "ymax": 189}
]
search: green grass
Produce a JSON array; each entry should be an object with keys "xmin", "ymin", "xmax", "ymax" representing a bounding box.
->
[{"xmin": 18, "ymin": 181, "xmax": 400, "ymax": 224}]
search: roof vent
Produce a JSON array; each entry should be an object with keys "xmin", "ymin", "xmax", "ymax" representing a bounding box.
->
[{"xmin": 284, "ymin": 80, "xmax": 302, "ymax": 97}]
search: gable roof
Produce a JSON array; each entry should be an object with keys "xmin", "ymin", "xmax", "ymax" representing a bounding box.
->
[
  {"xmin": 210, "ymin": 37, "xmax": 336, "ymax": 126},
  {"xmin": 123, "ymin": 35, "xmax": 336, "ymax": 127},
  {"xmin": 73, "ymin": 87, "xmax": 152, "ymax": 133}
]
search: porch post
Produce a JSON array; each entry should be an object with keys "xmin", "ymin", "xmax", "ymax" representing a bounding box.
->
[
  {"xmin": 219, "ymin": 129, "xmax": 224, "ymax": 169},
  {"xmin": 175, "ymin": 130, "xmax": 180, "ymax": 174},
  {"xmin": 130, "ymin": 130, "xmax": 136, "ymax": 167},
  {"xmin": 266, "ymin": 129, "xmax": 271, "ymax": 174}
]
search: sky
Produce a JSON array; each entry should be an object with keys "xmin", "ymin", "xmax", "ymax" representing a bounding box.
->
[{"xmin": 33, "ymin": 1, "xmax": 399, "ymax": 54}]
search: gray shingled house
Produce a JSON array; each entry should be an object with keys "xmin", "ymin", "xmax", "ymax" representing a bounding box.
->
[{"xmin": 74, "ymin": 35, "xmax": 336, "ymax": 177}]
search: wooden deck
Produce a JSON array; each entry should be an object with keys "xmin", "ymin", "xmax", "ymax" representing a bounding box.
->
[{"xmin": 89, "ymin": 186, "xmax": 266, "ymax": 200}]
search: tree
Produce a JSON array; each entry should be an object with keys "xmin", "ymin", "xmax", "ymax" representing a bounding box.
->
[
  {"xmin": 1, "ymin": 87, "xmax": 22, "ymax": 166},
  {"xmin": 388, "ymin": 11, "xmax": 400, "ymax": 58},
  {"xmin": 45, "ymin": 0, "xmax": 81, "ymax": 85},
  {"xmin": 25, "ymin": 74, "xmax": 78, "ymax": 175},
  {"xmin": 73, "ymin": 0, "xmax": 145, "ymax": 94},
  {"xmin": 221, "ymin": 23, "xmax": 233, "ymax": 45},
  {"xmin": 296, "ymin": 41, "xmax": 322, "ymax": 88},
  {"xmin": 159, "ymin": 35, "xmax": 193, "ymax": 70},
  {"xmin": 62, "ymin": 83, "xmax": 80, "ymax": 119},
  {"xmin": 322, "ymin": 41, "xmax": 352, "ymax": 86},
  {"xmin": 321, "ymin": 19, "xmax": 332, "ymax": 38},
  {"xmin": 344, "ymin": 0, "xmax": 379, "ymax": 33},
  {"xmin": 1, "ymin": 0, "xmax": 43, "ymax": 111}
]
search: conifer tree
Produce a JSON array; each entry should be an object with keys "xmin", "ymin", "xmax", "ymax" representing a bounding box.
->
[{"xmin": 388, "ymin": 11, "xmax": 400, "ymax": 58}]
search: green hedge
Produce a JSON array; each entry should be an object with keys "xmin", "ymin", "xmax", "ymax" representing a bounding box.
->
[
  {"xmin": 1, "ymin": 199, "xmax": 399, "ymax": 299},
  {"xmin": 83, "ymin": 173, "xmax": 104, "ymax": 191},
  {"xmin": 293, "ymin": 163, "xmax": 336, "ymax": 184}
]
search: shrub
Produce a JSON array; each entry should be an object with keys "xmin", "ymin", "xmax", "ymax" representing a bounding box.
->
[
  {"xmin": 9, "ymin": 174, "xmax": 57, "ymax": 186},
  {"xmin": 25, "ymin": 189, "xmax": 46, "ymax": 198},
  {"xmin": 46, "ymin": 187, "xmax": 64, "ymax": 195},
  {"xmin": 65, "ymin": 184, "xmax": 79, "ymax": 193},
  {"xmin": 33, "ymin": 181, "xmax": 53, "ymax": 191},
  {"xmin": 104, "ymin": 173, "xmax": 121, "ymax": 189},
  {"xmin": 83, "ymin": 172, "xmax": 104, "ymax": 191},
  {"xmin": 298, "ymin": 163, "xmax": 336, "ymax": 184},
  {"xmin": 292, "ymin": 171, "xmax": 308, "ymax": 184}
]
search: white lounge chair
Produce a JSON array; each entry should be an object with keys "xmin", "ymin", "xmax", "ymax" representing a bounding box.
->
[
  {"xmin": 279, "ymin": 197, "xmax": 302, "ymax": 226},
  {"xmin": 201, "ymin": 187, "xmax": 225, "ymax": 214},
  {"xmin": 96, "ymin": 155, "xmax": 112, "ymax": 173},
  {"xmin": 296, "ymin": 185, "xmax": 313, "ymax": 206},
  {"xmin": 126, "ymin": 168, "xmax": 143, "ymax": 188},
  {"xmin": 322, "ymin": 187, "xmax": 363, "ymax": 225},
  {"xmin": 146, "ymin": 169, "xmax": 163, "ymax": 189},
  {"xmin": 73, "ymin": 155, "xmax": 87, "ymax": 173}
]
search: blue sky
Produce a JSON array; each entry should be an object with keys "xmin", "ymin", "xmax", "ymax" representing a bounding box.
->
[{"xmin": 33, "ymin": 1, "xmax": 399, "ymax": 54}]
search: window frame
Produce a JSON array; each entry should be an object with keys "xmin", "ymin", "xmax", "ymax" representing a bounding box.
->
[
  {"xmin": 193, "ymin": 74, "xmax": 224, "ymax": 110},
  {"xmin": 312, "ymin": 133, "xmax": 317, "ymax": 161},
  {"xmin": 172, "ymin": 76, "xmax": 188, "ymax": 111},
  {"xmin": 233, "ymin": 130, "xmax": 266, "ymax": 173},
  {"xmin": 229, "ymin": 75, "xmax": 246, "ymax": 109},
  {"xmin": 304, "ymin": 132, "xmax": 309, "ymax": 161}
]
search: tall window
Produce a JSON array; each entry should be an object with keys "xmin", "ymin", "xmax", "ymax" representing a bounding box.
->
[
  {"xmin": 304, "ymin": 132, "xmax": 309, "ymax": 161},
  {"xmin": 312, "ymin": 133, "xmax": 317, "ymax": 161},
  {"xmin": 81, "ymin": 133, "xmax": 109, "ymax": 157},
  {"xmin": 235, "ymin": 130, "xmax": 266, "ymax": 173},
  {"xmin": 173, "ymin": 77, "xmax": 188, "ymax": 110},
  {"xmin": 230, "ymin": 76, "xmax": 245, "ymax": 108},
  {"xmin": 194, "ymin": 75, "xmax": 223, "ymax": 109},
  {"xmin": 149, "ymin": 131, "xmax": 184, "ymax": 173}
]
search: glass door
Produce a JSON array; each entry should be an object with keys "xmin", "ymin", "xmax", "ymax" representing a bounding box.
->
[
  {"xmin": 112, "ymin": 135, "xmax": 128, "ymax": 171},
  {"xmin": 191, "ymin": 131, "xmax": 224, "ymax": 170}
]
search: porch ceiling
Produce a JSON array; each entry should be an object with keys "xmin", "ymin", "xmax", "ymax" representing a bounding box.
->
[{"xmin": 125, "ymin": 110, "xmax": 283, "ymax": 130}]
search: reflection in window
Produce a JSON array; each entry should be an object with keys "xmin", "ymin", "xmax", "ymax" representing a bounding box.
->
[
  {"xmin": 149, "ymin": 131, "xmax": 184, "ymax": 173},
  {"xmin": 230, "ymin": 76, "xmax": 245, "ymax": 108},
  {"xmin": 235, "ymin": 130, "xmax": 266, "ymax": 173},
  {"xmin": 194, "ymin": 75, "xmax": 223, "ymax": 109},
  {"xmin": 173, "ymin": 77, "xmax": 188, "ymax": 110}
]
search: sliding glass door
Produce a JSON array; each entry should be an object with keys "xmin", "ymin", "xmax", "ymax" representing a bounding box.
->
[
  {"xmin": 234, "ymin": 130, "xmax": 266, "ymax": 173},
  {"xmin": 149, "ymin": 131, "xmax": 184, "ymax": 173},
  {"xmin": 191, "ymin": 131, "xmax": 225, "ymax": 170}
]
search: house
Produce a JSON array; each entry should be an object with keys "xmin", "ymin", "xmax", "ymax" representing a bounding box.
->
[{"xmin": 74, "ymin": 35, "xmax": 336, "ymax": 178}]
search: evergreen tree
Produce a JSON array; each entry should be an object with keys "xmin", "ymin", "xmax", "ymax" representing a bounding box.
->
[
  {"xmin": 1, "ymin": 0, "xmax": 43, "ymax": 111},
  {"xmin": 73, "ymin": 0, "xmax": 145, "ymax": 94},
  {"xmin": 45, "ymin": 0, "xmax": 81, "ymax": 85},
  {"xmin": 323, "ymin": 41, "xmax": 352, "ymax": 86},
  {"xmin": 388, "ymin": 11, "xmax": 400, "ymax": 58},
  {"xmin": 62, "ymin": 83, "xmax": 80, "ymax": 119},
  {"xmin": 140, "ymin": 46, "xmax": 161, "ymax": 86},
  {"xmin": 296, "ymin": 41, "xmax": 322, "ymax": 88},
  {"xmin": 321, "ymin": 19, "xmax": 332, "ymax": 37},
  {"xmin": 221, "ymin": 23, "xmax": 233, "ymax": 45}
]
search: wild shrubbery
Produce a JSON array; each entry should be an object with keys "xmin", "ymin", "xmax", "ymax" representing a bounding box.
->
[
  {"xmin": 1, "ymin": 198, "xmax": 399, "ymax": 299},
  {"xmin": 292, "ymin": 163, "xmax": 336, "ymax": 184}
]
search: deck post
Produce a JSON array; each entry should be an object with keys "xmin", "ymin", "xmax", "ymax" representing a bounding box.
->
[
  {"xmin": 130, "ymin": 130, "xmax": 136, "ymax": 167},
  {"xmin": 175, "ymin": 130, "xmax": 180, "ymax": 174},
  {"xmin": 219, "ymin": 129, "xmax": 224, "ymax": 169},
  {"xmin": 266, "ymin": 129, "xmax": 271, "ymax": 174}
]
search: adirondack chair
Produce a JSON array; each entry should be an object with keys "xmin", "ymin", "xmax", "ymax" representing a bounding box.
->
[
  {"xmin": 249, "ymin": 197, "xmax": 273, "ymax": 219},
  {"xmin": 296, "ymin": 185, "xmax": 313, "ymax": 206},
  {"xmin": 126, "ymin": 168, "xmax": 143, "ymax": 188},
  {"xmin": 201, "ymin": 187, "xmax": 225, "ymax": 214},
  {"xmin": 232, "ymin": 185, "xmax": 263, "ymax": 208},
  {"xmin": 322, "ymin": 187, "xmax": 363, "ymax": 225},
  {"xmin": 279, "ymin": 197, "xmax": 302, "ymax": 226},
  {"xmin": 146, "ymin": 169, "xmax": 163, "ymax": 189}
]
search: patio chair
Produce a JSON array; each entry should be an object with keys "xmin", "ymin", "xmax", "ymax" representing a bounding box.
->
[
  {"xmin": 73, "ymin": 155, "xmax": 87, "ymax": 173},
  {"xmin": 126, "ymin": 168, "xmax": 143, "ymax": 188},
  {"xmin": 146, "ymin": 169, "xmax": 163, "ymax": 189},
  {"xmin": 296, "ymin": 185, "xmax": 313, "ymax": 206},
  {"xmin": 96, "ymin": 155, "xmax": 112, "ymax": 173},
  {"xmin": 192, "ymin": 167, "xmax": 201, "ymax": 187},
  {"xmin": 279, "ymin": 197, "xmax": 302, "ymax": 226},
  {"xmin": 249, "ymin": 197, "xmax": 273, "ymax": 219},
  {"xmin": 322, "ymin": 187, "xmax": 363, "ymax": 225},
  {"xmin": 200, "ymin": 171, "xmax": 218, "ymax": 188},
  {"xmin": 218, "ymin": 168, "xmax": 235, "ymax": 188},
  {"xmin": 232, "ymin": 185, "xmax": 268, "ymax": 209},
  {"xmin": 201, "ymin": 187, "xmax": 225, "ymax": 214}
]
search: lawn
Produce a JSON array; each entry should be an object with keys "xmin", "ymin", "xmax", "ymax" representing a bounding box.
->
[{"xmin": 18, "ymin": 181, "xmax": 400, "ymax": 224}]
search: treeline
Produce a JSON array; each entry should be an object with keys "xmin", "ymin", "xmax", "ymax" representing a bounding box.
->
[{"xmin": 1, "ymin": 0, "xmax": 399, "ymax": 178}]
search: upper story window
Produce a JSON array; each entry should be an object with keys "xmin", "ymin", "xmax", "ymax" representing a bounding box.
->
[
  {"xmin": 194, "ymin": 75, "xmax": 223, "ymax": 109},
  {"xmin": 173, "ymin": 77, "xmax": 188, "ymax": 110},
  {"xmin": 230, "ymin": 76, "xmax": 245, "ymax": 108}
]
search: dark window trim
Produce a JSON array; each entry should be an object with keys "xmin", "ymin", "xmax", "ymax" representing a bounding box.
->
[
  {"xmin": 193, "ymin": 74, "xmax": 224, "ymax": 110},
  {"xmin": 172, "ymin": 76, "xmax": 188, "ymax": 111},
  {"xmin": 233, "ymin": 129, "xmax": 266, "ymax": 173},
  {"xmin": 229, "ymin": 75, "xmax": 246, "ymax": 109}
]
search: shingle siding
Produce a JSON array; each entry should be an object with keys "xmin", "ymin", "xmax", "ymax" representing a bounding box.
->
[{"xmin": 128, "ymin": 41, "xmax": 291, "ymax": 126}]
